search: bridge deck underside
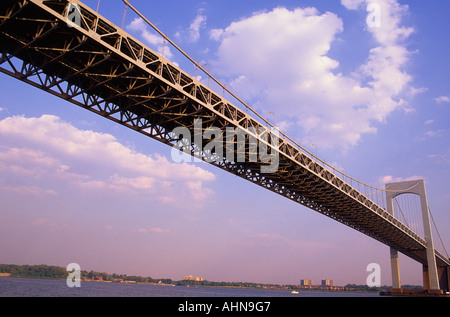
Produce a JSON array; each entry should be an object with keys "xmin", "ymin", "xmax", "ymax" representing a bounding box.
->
[{"xmin": 0, "ymin": 0, "xmax": 448, "ymax": 267}]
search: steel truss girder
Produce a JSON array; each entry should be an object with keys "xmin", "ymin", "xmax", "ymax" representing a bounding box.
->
[{"xmin": 0, "ymin": 0, "xmax": 448, "ymax": 267}]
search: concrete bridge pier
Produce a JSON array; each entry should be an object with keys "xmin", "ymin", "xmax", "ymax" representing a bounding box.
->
[{"xmin": 425, "ymin": 265, "xmax": 450, "ymax": 293}]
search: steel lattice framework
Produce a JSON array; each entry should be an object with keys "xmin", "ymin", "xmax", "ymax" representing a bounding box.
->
[{"xmin": 0, "ymin": 0, "xmax": 448, "ymax": 267}]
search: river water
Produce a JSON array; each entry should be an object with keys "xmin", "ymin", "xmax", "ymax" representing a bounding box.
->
[{"xmin": 0, "ymin": 276, "xmax": 378, "ymax": 297}]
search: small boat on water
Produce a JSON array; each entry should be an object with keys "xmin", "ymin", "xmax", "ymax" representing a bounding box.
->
[{"xmin": 291, "ymin": 291, "xmax": 299, "ymax": 294}]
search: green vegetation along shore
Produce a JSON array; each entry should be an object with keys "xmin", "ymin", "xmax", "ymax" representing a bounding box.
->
[{"xmin": 0, "ymin": 264, "xmax": 422, "ymax": 293}]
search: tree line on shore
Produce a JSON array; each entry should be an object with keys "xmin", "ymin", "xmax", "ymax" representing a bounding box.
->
[
  {"xmin": 0, "ymin": 263, "xmax": 278, "ymax": 288},
  {"xmin": 0, "ymin": 264, "xmax": 421, "ymax": 292},
  {"xmin": 0, "ymin": 264, "xmax": 172, "ymax": 284}
]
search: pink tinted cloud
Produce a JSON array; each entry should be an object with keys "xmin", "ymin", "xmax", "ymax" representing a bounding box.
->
[{"xmin": 0, "ymin": 115, "xmax": 215, "ymax": 206}]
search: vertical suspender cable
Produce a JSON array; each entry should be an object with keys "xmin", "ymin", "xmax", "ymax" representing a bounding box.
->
[{"xmin": 429, "ymin": 207, "xmax": 449, "ymax": 258}]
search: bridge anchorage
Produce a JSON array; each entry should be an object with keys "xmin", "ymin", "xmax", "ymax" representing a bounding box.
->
[{"xmin": 0, "ymin": 0, "xmax": 448, "ymax": 295}]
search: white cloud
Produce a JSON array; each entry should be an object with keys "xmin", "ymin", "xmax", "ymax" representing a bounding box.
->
[
  {"xmin": 188, "ymin": 12, "xmax": 207, "ymax": 42},
  {"xmin": 210, "ymin": 2, "xmax": 415, "ymax": 150},
  {"xmin": 127, "ymin": 18, "xmax": 174, "ymax": 60},
  {"xmin": 0, "ymin": 115, "xmax": 215, "ymax": 206},
  {"xmin": 174, "ymin": 9, "xmax": 207, "ymax": 43},
  {"xmin": 424, "ymin": 129, "xmax": 445, "ymax": 138},
  {"xmin": 356, "ymin": 0, "xmax": 414, "ymax": 45},
  {"xmin": 209, "ymin": 28, "xmax": 224, "ymax": 41},
  {"xmin": 379, "ymin": 175, "xmax": 424, "ymax": 184},
  {"xmin": 408, "ymin": 86, "xmax": 427, "ymax": 98},
  {"xmin": 341, "ymin": 0, "xmax": 414, "ymax": 44},
  {"xmin": 0, "ymin": 184, "xmax": 57, "ymax": 197},
  {"xmin": 435, "ymin": 96, "xmax": 450, "ymax": 104},
  {"xmin": 341, "ymin": 0, "xmax": 365, "ymax": 10},
  {"xmin": 0, "ymin": 147, "xmax": 66, "ymax": 177},
  {"xmin": 134, "ymin": 227, "xmax": 170, "ymax": 234}
]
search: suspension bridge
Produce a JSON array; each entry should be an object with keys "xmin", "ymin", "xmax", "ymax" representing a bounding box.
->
[{"xmin": 0, "ymin": 0, "xmax": 448, "ymax": 295}]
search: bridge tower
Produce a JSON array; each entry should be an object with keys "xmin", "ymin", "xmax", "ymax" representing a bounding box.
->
[{"xmin": 385, "ymin": 179, "xmax": 443, "ymax": 292}]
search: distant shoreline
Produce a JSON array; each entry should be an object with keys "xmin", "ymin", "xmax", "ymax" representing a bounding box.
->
[{"xmin": 0, "ymin": 263, "xmax": 422, "ymax": 294}]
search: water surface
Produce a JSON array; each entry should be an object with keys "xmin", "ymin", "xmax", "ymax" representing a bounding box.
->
[{"xmin": 0, "ymin": 276, "xmax": 379, "ymax": 297}]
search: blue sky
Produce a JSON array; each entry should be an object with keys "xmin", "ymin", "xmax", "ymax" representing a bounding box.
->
[{"xmin": 0, "ymin": 0, "xmax": 449, "ymax": 287}]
